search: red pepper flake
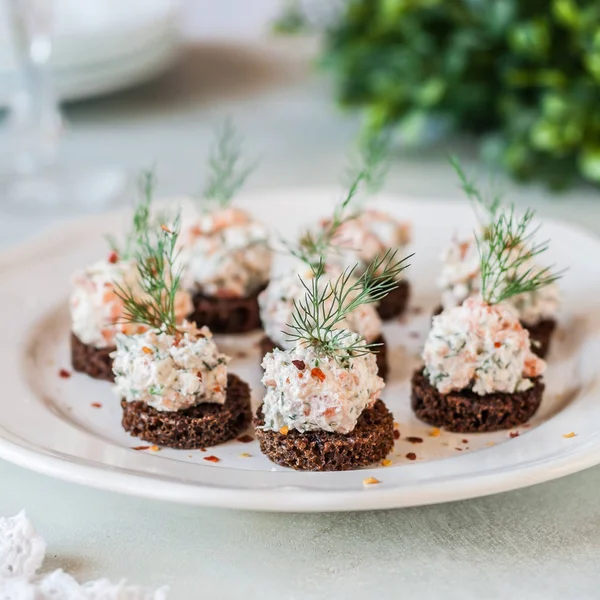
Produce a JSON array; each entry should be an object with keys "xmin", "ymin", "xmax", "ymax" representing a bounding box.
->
[
  {"xmin": 292, "ymin": 360, "xmax": 306, "ymax": 371},
  {"xmin": 58, "ymin": 369, "xmax": 72, "ymax": 379},
  {"xmin": 131, "ymin": 445, "xmax": 150, "ymax": 451},
  {"xmin": 108, "ymin": 250, "xmax": 119, "ymax": 264},
  {"xmin": 91, "ymin": 402, "xmax": 102, "ymax": 409},
  {"xmin": 393, "ymin": 430, "xmax": 401, "ymax": 440},
  {"xmin": 455, "ymin": 447, "xmax": 463, "ymax": 451},
  {"xmin": 161, "ymin": 224, "xmax": 172, "ymax": 233},
  {"xmin": 406, "ymin": 452, "xmax": 417, "ymax": 461},
  {"xmin": 461, "ymin": 439, "xmax": 469, "ymax": 444},
  {"xmin": 237, "ymin": 434, "xmax": 254, "ymax": 443},
  {"xmin": 311, "ymin": 367, "xmax": 326, "ymax": 382},
  {"xmin": 142, "ymin": 346, "xmax": 153, "ymax": 354},
  {"xmin": 204, "ymin": 455, "xmax": 220, "ymax": 463},
  {"xmin": 405, "ymin": 436, "xmax": 423, "ymax": 444},
  {"xmin": 494, "ymin": 341, "xmax": 502, "ymax": 348},
  {"xmin": 509, "ymin": 431, "xmax": 520, "ymax": 438}
]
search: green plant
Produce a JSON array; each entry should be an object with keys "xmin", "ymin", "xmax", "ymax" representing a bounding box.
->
[{"xmin": 317, "ymin": 0, "xmax": 600, "ymax": 189}]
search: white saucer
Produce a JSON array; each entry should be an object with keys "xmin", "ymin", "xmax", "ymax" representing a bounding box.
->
[{"xmin": 0, "ymin": 189, "xmax": 599, "ymax": 512}]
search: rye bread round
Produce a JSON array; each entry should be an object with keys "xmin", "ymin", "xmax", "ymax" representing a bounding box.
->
[
  {"xmin": 411, "ymin": 368, "xmax": 544, "ymax": 433},
  {"xmin": 258, "ymin": 334, "xmax": 389, "ymax": 380},
  {"xmin": 432, "ymin": 306, "xmax": 556, "ymax": 359},
  {"xmin": 71, "ymin": 333, "xmax": 115, "ymax": 382},
  {"xmin": 376, "ymin": 280, "xmax": 410, "ymax": 320},
  {"xmin": 121, "ymin": 374, "xmax": 252, "ymax": 449},
  {"xmin": 253, "ymin": 399, "xmax": 394, "ymax": 471},
  {"xmin": 523, "ymin": 318, "xmax": 556, "ymax": 359},
  {"xmin": 189, "ymin": 284, "xmax": 266, "ymax": 334}
]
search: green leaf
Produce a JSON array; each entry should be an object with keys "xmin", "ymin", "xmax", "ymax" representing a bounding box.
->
[{"xmin": 579, "ymin": 147, "xmax": 600, "ymax": 181}]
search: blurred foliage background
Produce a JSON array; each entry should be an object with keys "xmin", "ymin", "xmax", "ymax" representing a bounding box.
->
[{"xmin": 276, "ymin": 0, "xmax": 600, "ymax": 190}]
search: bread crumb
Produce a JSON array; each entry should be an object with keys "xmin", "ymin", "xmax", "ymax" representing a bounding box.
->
[
  {"xmin": 381, "ymin": 459, "xmax": 392, "ymax": 467},
  {"xmin": 563, "ymin": 432, "xmax": 576, "ymax": 438},
  {"xmin": 429, "ymin": 428, "xmax": 441, "ymax": 437},
  {"xmin": 149, "ymin": 445, "xmax": 161, "ymax": 452},
  {"xmin": 240, "ymin": 452, "xmax": 251, "ymax": 458},
  {"xmin": 279, "ymin": 426, "xmax": 289, "ymax": 435}
]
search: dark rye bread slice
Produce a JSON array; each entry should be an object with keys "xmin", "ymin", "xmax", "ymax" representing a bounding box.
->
[
  {"xmin": 71, "ymin": 333, "xmax": 115, "ymax": 382},
  {"xmin": 259, "ymin": 334, "xmax": 389, "ymax": 380},
  {"xmin": 433, "ymin": 306, "xmax": 556, "ymax": 359},
  {"xmin": 121, "ymin": 374, "xmax": 252, "ymax": 449},
  {"xmin": 524, "ymin": 318, "xmax": 556, "ymax": 359},
  {"xmin": 411, "ymin": 368, "xmax": 544, "ymax": 433},
  {"xmin": 254, "ymin": 399, "xmax": 394, "ymax": 471},
  {"xmin": 376, "ymin": 280, "xmax": 410, "ymax": 320},
  {"xmin": 189, "ymin": 283, "xmax": 267, "ymax": 334}
]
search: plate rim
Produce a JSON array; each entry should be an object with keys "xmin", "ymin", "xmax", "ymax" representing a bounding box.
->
[{"xmin": 2, "ymin": 188, "xmax": 600, "ymax": 512}]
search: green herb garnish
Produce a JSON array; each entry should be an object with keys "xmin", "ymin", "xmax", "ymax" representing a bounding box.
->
[
  {"xmin": 115, "ymin": 212, "xmax": 183, "ymax": 336},
  {"xmin": 202, "ymin": 119, "xmax": 257, "ymax": 209},
  {"xmin": 107, "ymin": 170, "xmax": 157, "ymax": 260},
  {"xmin": 286, "ymin": 250, "xmax": 411, "ymax": 363}
]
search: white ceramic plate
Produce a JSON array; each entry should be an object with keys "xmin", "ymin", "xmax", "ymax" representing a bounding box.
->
[
  {"xmin": 1, "ymin": 189, "xmax": 600, "ymax": 512},
  {"xmin": 0, "ymin": 0, "xmax": 180, "ymax": 106}
]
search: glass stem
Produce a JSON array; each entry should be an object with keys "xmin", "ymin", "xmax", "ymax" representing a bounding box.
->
[{"xmin": 5, "ymin": 0, "xmax": 61, "ymax": 175}]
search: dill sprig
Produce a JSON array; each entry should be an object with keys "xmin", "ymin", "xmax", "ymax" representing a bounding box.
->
[
  {"xmin": 107, "ymin": 170, "xmax": 156, "ymax": 259},
  {"xmin": 350, "ymin": 128, "xmax": 392, "ymax": 196},
  {"xmin": 115, "ymin": 215, "xmax": 183, "ymax": 336},
  {"xmin": 287, "ymin": 169, "xmax": 365, "ymax": 267},
  {"xmin": 477, "ymin": 206, "xmax": 563, "ymax": 305},
  {"xmin": 450, "ymin": 156, "xmax": 502, "ymax": 229},
  {"xmin": 286, "ymin": 250, "xmax": 411, "ymax": 363},
  {"xmin": 202, "ymin": 119, "xmax": 257, "ymax": 209}
]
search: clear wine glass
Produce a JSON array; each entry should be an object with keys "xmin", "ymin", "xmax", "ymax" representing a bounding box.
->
[{"xmin": 0, "ymin": 0, "xmax": 126, "ymax": 214}]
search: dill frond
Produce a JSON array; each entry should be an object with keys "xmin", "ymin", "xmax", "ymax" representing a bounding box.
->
[
  {"xmin": 477, "ymin": 206, "xmax": 563, "ymax": 305},
  {"xmin": 115, "ymin": 214, "xmax": 183, "ymax": 336},
  {"xmin": 202, "ymin": 119, "xmax": 257, "ymax": 209},
  {"xmin": 285, "ymin": 250, "xmax": 411, "ymax": 363},
  {"xmin": 107, "ymin": 170, "xmax": 156, "ymax": 260},
  {"xmin": 346, "ymin": 128, "xmax": 392, "ymax": 196},
  {"xmin": 449, "ymin": 156, "xmax": 502, "ymax": 229}
]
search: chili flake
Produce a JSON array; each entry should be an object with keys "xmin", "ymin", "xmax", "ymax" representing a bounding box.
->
[
  {"xmin": 58, "ymin": 369, "xmax": 72, "ymax": 379},
  {"xmin": 405, "ymin": 436, "xmax": 423, "ymax": 444},
  {"xmin": 161, "ymin": 224, "xmax": 172, "ymax": 233},
  {"xmin": 311, "ymin": 367, "xmax": 326, "ymax": 382},
  {"xmin": 509, "ymin": 431, "xmax": 520, "ymax": 438},
  {"xmin": 363, "ymin": 477, "xmax": 381, "ymax": 486},
  {"xmin": 91, "ymin": 402, "xmax": 102, "ymax": 409},
  {"xmin": 406, "ymin": 453, "xmax": 417, "ymax": 461},
  {"xmin": 429, "ymin": 428, "xmax": 441, "ymax": 437},
  {"xmin": 131, "ymin": 445, "xmax": 150, "ymax": 451},
  {"xmin": 142, "ymin": 346, "xmax": 153, "ymax": 354},
  {"xmin": 204, "ymin": 455, "xmax": 220, "ymax": 463},
  {"xmin": 393, "ymin": 430, "xmax": 400, "ymax": 440},
  {"xmin": 279, "ymin": 426, "xmax": 289, "ymax": 435},
  {"xmin": 292, "ymin": 360, "xmax": 306, "ymax": 371},
  {"xmin": 108, "ymin": 251, "xmax": 119, "ymax": 264},
  {"xmin": 150, "ymin": 445, "xmax": 161, "ymax": 452}
]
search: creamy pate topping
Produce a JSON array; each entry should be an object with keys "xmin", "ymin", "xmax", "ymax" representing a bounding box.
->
[
  {"xmin": 439, "ymin": 235, "xmax": 560, "ymax": 325},
  {"xmin": 112, "ymin": 321, "xmax": 229, "ymax": 412},
  {"xmin": 261, "ymin": 331, "xmax": 384, "ymax": 434},
  {"xmin": 258, "ymin": 265, "xmax": 382, "ymax": 350},
  {"xmin": 179, "ymin": 206, "xmax": 271, "ymax": 298},
  {"xmin": 423, "ymin": 297, "xmax": 546, "ymax": 396},
  {"xmin": 328, "ymin": 209, "xmax": 411, "ymax": 276},
  {"xmin": 70, "ymin": 256, "xmax": 192, "ymax": 349}
]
